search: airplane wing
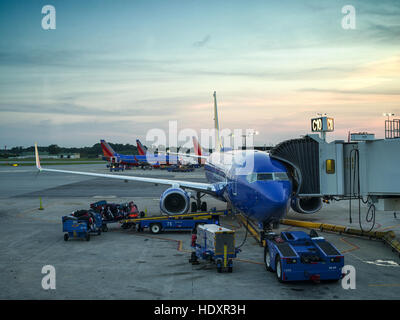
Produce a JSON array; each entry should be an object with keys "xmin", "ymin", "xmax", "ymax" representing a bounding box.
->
[{"xmin": 34, "ymin": 144, "xmax": 222, "ymax": 196}]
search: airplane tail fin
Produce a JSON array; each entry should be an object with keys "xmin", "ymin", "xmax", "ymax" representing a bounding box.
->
[
  {"xmin": 192, "ymin": 136, "xmax": 206, "ymax": 165},
  {"xmin": 192, "ymin": 136, "xmax": 203, "ymax": 157},
  {"xmin": 213, "ymin": 91, "xmax": 222, "ymax": 152},
  {"xmin": 136, "ymin": 139, "xmax": 147, "ymax": 156},
  {"xmin": 34, "ymin": 143, "xmax": 42, "ymax": 171},
  {"xmin": 100, "ymin": 140, "xmax": 116, "ymax": 158}
]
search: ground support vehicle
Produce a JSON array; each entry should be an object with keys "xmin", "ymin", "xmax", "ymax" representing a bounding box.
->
[
  {"xmin": 109, "ymin": 164, "xmax": 125, "ymax": 172},
  {"xmin": 264, "ymin": 230, "xmax": 344, "ymax": 282},
  {"xmin": 120, "ymin": 210, "xmax": 228, "ymax": 234},
  {"xmin": 189, "ymin": 224, "xmax": 240, "ymax": 273},
  {"xmin": 62, "ymin": 212, "xmax": 102, "ymax": 241}
]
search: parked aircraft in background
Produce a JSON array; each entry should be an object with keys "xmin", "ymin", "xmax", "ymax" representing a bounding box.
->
[
  {"xmin": 100, "ymin": 139, "xmax": 178, "ymax": 168},
  {"xmin": 192, "ymin": 136, "xmax": 208, "ymax": 165},
  {"xmin": 138, "ymin": 138, "xmax": 199, "ymax": 166}
]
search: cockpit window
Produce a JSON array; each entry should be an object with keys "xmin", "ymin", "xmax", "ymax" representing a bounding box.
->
[
  {"xmin": 274, "ymin": 172, "xmax": 289, "ymax": 181},
  {"xmin": 257, "ymin": 173, "xmax": 274, "ymax": 181},
  {"xmin": 246, "ymin": 173, "xmax": 257, "ymax": 183},
  {"xmin": 246, "ymin": 172, "xmax": 289, "ymax": 183}
]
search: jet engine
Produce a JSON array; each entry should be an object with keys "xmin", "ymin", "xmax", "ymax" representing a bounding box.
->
[
  {"xmin": 160, "ymin": 188, "xmax": 191, "ymax": 215},
  {"xmin": 290, "ymin": 197, "xmax": 322, "ymax": 214}
]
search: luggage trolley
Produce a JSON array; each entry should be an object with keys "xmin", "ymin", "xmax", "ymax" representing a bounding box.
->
[{"xmin": 62, "ymin": 212, "xmax": 102, "ymax": 241}]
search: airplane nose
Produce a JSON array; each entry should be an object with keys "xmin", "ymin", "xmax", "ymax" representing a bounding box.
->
[
  {"xmin": 254, "ymin": 182, "xmax": 292, "ymax": 221},
  {"xmin": 263, "ymin": 183, "xmax": 291, "ymax": 206}
]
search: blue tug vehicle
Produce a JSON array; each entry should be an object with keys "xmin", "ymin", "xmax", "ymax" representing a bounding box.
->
[{"xmin": 264, "ymin": 230, "xmax": 344, "ymax": 282}]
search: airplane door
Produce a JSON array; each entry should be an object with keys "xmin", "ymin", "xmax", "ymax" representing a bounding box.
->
[
  {"xmin": 228, "ymin": 166, "xmax": 238, "ymax": 196},
  {"xmin": 232, "ymin": 177, "xmax": 238, "ymax": 196}
]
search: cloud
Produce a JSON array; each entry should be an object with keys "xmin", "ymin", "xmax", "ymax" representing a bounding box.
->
[
  {"xmin": 193, "ymin": 35, "xmax": 211, "ymax": 47},
  {"xmin": 0, "ymin": 96, "xmax": 193, "ymax": 117},
  {"xmin": 300, "ymin": 88, "xmax": 400, "ymax": 96},
  {"xmin": 363, "ymin": 23, "xmax": 400, "ymax": 43}
]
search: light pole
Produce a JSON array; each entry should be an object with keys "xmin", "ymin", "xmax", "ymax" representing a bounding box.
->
[
  {"xmin": 383, "ymin": 113, "xmax": 395, "ymax": 139},
  {"xmin": 245, "ymin": 130, "xmax": 259, "ymax": 150},
  {"xmin": 383, "ymin": 113, "xmax": 395, "ymax": 121},
  {"xmin": 230, "ymin": 130, "xmax": 259, "ymax": 150},
  {"xmin": 316, "ymin": 113, "xmax": 328, "ymax": 141}
]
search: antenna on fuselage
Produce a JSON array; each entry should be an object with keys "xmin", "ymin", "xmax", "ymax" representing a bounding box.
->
[{"xmin": 213, "ymin": 91, "xmax": 222, "ymax": 152}]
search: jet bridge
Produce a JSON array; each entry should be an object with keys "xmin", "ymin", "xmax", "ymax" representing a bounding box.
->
[{"xmin": 270, "ymin": 132, "xmax": 400, "ymax": 211}]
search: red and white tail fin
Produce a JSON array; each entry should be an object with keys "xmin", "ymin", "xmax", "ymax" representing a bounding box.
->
[
  {"xmin": 136, "ymin": 139, "xmax": 147, "ymax": 156},
  {"xmin": 192, "ymin": 136, "xmax": 203, "ymax": 157},
  {"xmin": 100, "ymin": 140, "xmax": 116, "ymax": 158},
  {"xmin": 192, "ymin": 136, "xmax": 206, "ymax": 165}
]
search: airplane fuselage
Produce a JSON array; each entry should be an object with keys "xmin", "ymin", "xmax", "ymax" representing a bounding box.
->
[{"xmin": 107, "ymin": 153, "xmax": 179, "ymax": 167}]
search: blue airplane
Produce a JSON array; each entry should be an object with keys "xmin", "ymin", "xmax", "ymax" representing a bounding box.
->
[
  {"xmin": 35, "ymin": 92, "xmax": 322, "ymax": 230},
  {"xmin": 100, "ymin": 139, "xmax": 179, "ymax": 168}
]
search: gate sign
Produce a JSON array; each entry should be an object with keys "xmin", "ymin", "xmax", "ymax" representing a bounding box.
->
[{"xmin": 311, "ymin": 117, "xmax": 334, "ymax": 132}]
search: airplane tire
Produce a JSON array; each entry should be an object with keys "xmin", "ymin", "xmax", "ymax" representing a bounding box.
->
[
  {"xmin": 200, "ymin": 202, "xmax": 207, "ymax": 212},
  {"xmin": 64, "ymin": 234, "xmax": 69, "ymax": 242},
  {"xmin": 191, "ymin": 202, "xmax": 198, "ymax": 212}
]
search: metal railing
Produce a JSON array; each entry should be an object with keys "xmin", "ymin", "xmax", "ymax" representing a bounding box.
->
[{"xmin": 385, "ymin": 119, "xmax": 400, "ymax": 139}]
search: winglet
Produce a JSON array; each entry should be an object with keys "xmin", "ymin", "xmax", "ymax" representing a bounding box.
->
[
  {"xmin": 34, "ymin": 143, "xmax": 42, "ymax": 171},
  {"xmin": 213, "ymin": 91, "xmax": 222, "ymax": 152}
]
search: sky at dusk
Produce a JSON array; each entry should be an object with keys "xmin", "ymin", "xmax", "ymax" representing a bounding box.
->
[{"xmin": 0, "ymin": 0, "xmax": 399, "ymax": 148}]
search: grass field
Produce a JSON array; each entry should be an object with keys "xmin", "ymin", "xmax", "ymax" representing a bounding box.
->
[
  {"xmin": 0, "ymin": 158, "xmax": 104, "ymax": 166},
  {"xmin": 0, "ymin": 157, "xmax": 100, "ymax": 161}
]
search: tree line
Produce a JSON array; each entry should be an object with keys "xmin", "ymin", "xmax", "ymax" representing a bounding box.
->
[{"xmin": 0, "ymin": 143, "xmax": 139, "ymax": 159}]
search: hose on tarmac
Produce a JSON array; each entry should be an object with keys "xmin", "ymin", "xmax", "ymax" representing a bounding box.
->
[{"xmin": 348, "ymin": 149, "xmax": 376, "ymax": 232}]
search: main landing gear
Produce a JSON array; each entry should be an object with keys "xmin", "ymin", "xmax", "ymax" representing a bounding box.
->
[{"xmin": 191, "ymin": 191, "xmax": 208, "ymax": 212}]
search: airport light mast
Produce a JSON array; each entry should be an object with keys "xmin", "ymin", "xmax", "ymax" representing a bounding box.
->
[{"xmin": 229, "ymin": 130, "xmax": 259, "ymax": 150}]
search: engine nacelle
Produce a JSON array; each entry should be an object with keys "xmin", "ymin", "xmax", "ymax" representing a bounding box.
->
[
  {"xmin": 290, "ymin": 197, "xmax": 322, "ymax": 214},
  {"xmin": 160, "ymin": 188, "xmax": 190, "ymax": 215}
]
